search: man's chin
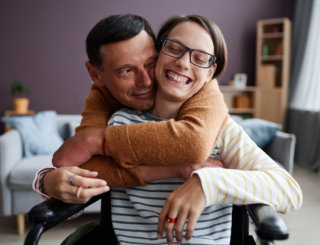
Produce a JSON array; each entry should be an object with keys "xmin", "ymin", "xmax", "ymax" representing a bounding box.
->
[
  {"xmin": 126, "ymin": 96, "xmax": 154, "ymax": 110},
  {"xmin": 134, "ymin": 99, "xmax": 155, "ymax": 111}
]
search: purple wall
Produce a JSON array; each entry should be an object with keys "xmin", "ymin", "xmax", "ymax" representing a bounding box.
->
[{"xmin": 0, "ymin": 0, "xmax": 295, "ymax": 134}]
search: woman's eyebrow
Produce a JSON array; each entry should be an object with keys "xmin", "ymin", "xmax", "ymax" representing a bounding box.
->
[{"xmin": 170, "ymin": 38, "xmax": 212, "ymax": 54}]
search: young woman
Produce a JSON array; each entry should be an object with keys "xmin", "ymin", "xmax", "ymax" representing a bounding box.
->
[{"xmin": 106, "ymin": 15, "xmax": 302, "ymax": 245}]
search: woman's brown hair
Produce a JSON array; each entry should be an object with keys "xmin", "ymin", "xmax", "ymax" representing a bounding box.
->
[{"xmin": 157, "ymin": 15, "xmax": 227, "ymax": 79}]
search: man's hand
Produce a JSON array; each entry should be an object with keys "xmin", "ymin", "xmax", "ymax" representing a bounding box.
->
[
  {"xmin": 176, "ymin": 158, "xmax": 224, "ymax": 181},
  {"xmin": 43, "ymin": 167, "xmax": 109, "ymax": 203},
  {"xmin": 52, "ymin": 128, "xmax": 105, "ymax": 168},
  {"xmin": 137, "ymin": 158, "xmax": 224, "ymax": 183}
]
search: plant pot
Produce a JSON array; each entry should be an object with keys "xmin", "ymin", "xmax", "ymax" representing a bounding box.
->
[{"xmin": 13, "ymin": 98, "xmax": 29, "ymax": 113}]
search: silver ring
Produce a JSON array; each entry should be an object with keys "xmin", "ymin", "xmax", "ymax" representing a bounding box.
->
[{"xmin": 69, "ymin": 173, "xmax": 77, "ymax": 186}]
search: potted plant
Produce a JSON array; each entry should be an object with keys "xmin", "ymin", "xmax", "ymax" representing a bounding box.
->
[{"xmin": 10, "ymin": 80, "xmax": 30, "ymax": 113}]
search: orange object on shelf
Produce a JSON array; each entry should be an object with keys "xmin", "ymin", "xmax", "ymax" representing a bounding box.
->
[{"xmin": 234, "ymin": 94, "xmax": 251, "ymax": 109}]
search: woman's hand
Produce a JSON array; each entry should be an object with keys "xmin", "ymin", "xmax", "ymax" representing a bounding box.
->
[
  {"xmin": 43, "ymin": 166, "xmax": 110, "ymax": 203},
  {"xmin": 157, "ymin": 174, "xmax": 206, "ymax": 244}
]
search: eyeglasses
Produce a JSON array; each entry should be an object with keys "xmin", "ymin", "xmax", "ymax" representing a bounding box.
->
[{"xmin": 161, "ymin": 38, "xmax": 216, "ymax": 69}]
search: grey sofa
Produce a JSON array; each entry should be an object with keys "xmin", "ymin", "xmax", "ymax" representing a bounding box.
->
[
  {"xmin": 0, "ymin": 114, "xmax": 295, "ymax": 235},
  {"xmin": 0, "ymin": 115, "xmax": 101, "ymax": 235}
]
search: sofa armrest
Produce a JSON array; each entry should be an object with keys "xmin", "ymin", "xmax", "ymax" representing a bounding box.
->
[
  {"xmin": 263, "ymin": 131, "xmax": 296, "ymax": 175},
  {"xmin": 0, "ymin": 129, "xmax": 23, "ymax": 216},
  {"xmin": 246, "ymin": 204, "xmax": 289, "ymax": 241}
]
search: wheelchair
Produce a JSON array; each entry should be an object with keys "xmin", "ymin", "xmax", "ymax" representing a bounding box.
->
[{"xmin": 24, "ymin": 190, "xmax": 288, "ymax": 245}]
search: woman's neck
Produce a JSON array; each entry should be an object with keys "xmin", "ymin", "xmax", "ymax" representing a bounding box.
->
[{"xmin": 149, "ymin": 93, "xmax": 185, "ymax": 120}]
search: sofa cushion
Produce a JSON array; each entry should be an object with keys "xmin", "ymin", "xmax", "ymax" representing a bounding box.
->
[
  {"xmin": 239, "ymin": 119, "xmax": 282, "ymax": 149},
  {"xmin": 9, "ymin": 155, "xmax": 53, "ymax": 189},
  {"xmin": 2, "ymin": 111, "xmax": 64, "ymax": 157}
]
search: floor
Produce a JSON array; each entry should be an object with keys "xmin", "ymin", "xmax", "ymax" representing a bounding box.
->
[{"xmin": 0, "ymin": 164, "xmax": 319, "ymax": 245}]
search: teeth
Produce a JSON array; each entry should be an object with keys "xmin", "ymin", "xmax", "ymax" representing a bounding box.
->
[{"xmin": 166, "ymin": 72, "xmax": 189, "ymax": 84}]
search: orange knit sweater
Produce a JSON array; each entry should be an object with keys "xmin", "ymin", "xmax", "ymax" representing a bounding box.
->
[{"xmin": 77, "ymin": 79, "xmax": 229, "ymax": 188}]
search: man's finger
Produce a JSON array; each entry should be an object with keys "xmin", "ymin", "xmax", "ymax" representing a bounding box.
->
[{"xmin": 71, "ymin": 175, "xmax": 107, "ymax": 188}]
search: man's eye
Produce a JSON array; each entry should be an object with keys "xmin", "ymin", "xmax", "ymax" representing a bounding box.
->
[{"xmin": 122, "ymin": 69, "xmax": 131, "ymax": 74}]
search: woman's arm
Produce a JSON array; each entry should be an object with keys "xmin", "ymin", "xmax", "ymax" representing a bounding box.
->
[{"xmin": 193, "ymin": 118, "xmax": 302, "ymax": 213}]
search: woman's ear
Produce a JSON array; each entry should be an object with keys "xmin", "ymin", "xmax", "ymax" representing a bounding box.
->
[
  {"xmin": 85, "ymin": 61, "xmax": 104, "ymax": 86},
  {"xmin": 206, "ymin": 63, "xmax": 217, "ymax": 83}
]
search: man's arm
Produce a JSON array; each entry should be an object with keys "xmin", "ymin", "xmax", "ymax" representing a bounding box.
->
[
  {"xmin": 105, "ymin": 79, "xmax": 229, "ymax": 169},
  {"xmin": 56, "ymin": 80, "xmax": 227, "ymax": 188}
]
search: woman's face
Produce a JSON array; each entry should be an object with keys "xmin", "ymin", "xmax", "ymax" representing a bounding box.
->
[{"xmin": 155, "ymin": 21, "xmax": 216, "ymax": 102}]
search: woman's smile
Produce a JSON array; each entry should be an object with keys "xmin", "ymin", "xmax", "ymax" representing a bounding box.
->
[{"xmin": 165, "ymin": 70, "xmax": 192, "ymax": 85}]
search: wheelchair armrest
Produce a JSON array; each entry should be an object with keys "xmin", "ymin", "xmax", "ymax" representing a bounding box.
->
[
  {"xmin": 27, "ymin": 194, "xmax": 104, "ymax": 226},
  {"xmin": 246, "ymin": 204, "xmax": 289, "ymax": 241},
  {"xmin": 25, "ymin": 194, "xmax": 106, "ymax": 245}
]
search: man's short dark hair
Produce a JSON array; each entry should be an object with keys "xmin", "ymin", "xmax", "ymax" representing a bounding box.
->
[{"xmin": 86, "ymin": 14, "xmax": 156, "ymax": 71}]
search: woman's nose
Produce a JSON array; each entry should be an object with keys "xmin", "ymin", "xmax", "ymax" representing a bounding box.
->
[{"xmin": 176, "ymin": 51, "xmax": 191, "ymax": 70}]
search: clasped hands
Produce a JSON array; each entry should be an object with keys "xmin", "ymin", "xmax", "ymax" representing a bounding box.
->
[{"xmin": 46, "ymin": 128, "xmax": 224, "ymax": 244}]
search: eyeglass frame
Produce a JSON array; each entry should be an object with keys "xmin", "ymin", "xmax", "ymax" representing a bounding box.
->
[{"xmin": 160, "ymin": 38, "xmax": 217, "ymax": 69}]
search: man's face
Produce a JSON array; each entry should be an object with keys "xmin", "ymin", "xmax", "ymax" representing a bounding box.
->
[{"xmin": 94, "ymin": 30, "xmax": 158, "ymax": 110}]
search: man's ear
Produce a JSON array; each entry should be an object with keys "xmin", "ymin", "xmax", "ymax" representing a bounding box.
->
[
  {"xmin": 85, "ymin": 61, "xmax": 104, "ymax": 86},
  {"xmin": 206, "ymin": 63, "xmax": 217, "ymax": 83}
]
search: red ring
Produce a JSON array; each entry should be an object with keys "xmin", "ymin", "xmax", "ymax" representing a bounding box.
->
[{"xmin": 165, "ymin": 215, "xmax": 177, "ymax": 223}]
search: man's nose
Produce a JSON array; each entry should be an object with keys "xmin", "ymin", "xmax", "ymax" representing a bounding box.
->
[
  {"xmin": 136, "ymin": 68, "xmax": 153, "ymax": 87},
  {"xmin": 176, "ymin": 51, "xmax": 191, "ymax": 70}
]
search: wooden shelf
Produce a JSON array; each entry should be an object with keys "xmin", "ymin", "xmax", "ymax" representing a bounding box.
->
[
  {"xmin": 4, "ymin": 110, "xmax": 35, "ymax": 132},
  {"xmin": 4, "ymin": 110, "xmax": 35, "ymax": 117},
  {"xmin": 220, "ymin": 86, "xmax": 256, "ymax": 92},
  {"xmin": 256, "ymin": 18, "xmax": 291, "ymax": 128},
  {"xmin": 261, "ymin": 55, "xmax": 283, "ymax": 61},
  {"xmin": 228, "ymin": 108, "xmax": 255, "ymax": 113},
  {"xmin": 262, "ymin": 33, "xmax": 283, "ymax": 39}
]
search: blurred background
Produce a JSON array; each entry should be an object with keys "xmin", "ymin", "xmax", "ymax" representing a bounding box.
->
[
  {"xmin": 0, "ymin": 0, "xmax": 295, "ymax": 133},
  {"xmin": 1, "ymin": 1, "xmax": 320, "ymax": 245}
]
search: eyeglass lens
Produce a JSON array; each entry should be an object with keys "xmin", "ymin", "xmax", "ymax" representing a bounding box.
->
[{"xmin": 163, "ymin": 40, "xmax": 213, "ymax": 68}]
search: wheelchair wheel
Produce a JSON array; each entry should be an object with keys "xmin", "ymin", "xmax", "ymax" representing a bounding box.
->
[{"xmin": 62, "ymin": 221, "xmax": 99, "ymax": 245}]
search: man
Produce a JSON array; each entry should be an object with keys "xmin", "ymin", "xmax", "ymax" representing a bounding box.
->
[{"xmin": 37, "ymin": 14, "xmax": 228, "ymax": 204}]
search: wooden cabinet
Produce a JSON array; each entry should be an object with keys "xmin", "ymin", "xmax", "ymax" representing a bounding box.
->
[
  {"xmin": 220, "ymin": 18, "xmax": 291, "ymax": 128},
  {"xmin": 256, "ymin": 18, "xmax": 291, "ymax": 128}
]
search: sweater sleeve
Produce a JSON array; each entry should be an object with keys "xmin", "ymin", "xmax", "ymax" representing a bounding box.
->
[
  {"xmin": 75, "ymin": 83, "xmax": 146, "ymax": 188},
  {"xmin": 192, "ymin": 118, "xmax": 303, "ymax": 214},
  {"xmin": 105, "ymin": 79, "xmax": 229, "ymax": 169}
]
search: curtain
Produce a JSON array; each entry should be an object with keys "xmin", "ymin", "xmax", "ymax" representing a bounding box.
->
[{"xmin": 287, "ymin": 0, "xmax": 320, "ymax": 171}]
